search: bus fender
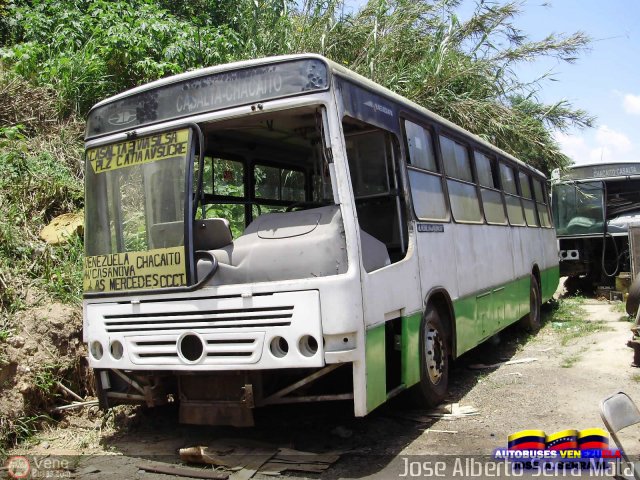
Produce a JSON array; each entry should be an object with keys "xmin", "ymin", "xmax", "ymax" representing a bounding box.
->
[
  {"xmin": 530, "ymin": 263, "xmax": 541, "ymax": 297},
  {"xmin": 423, "ymin": 287, "xmax": 457, "ymax": 359}
]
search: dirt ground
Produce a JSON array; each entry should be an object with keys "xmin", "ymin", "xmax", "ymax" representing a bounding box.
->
[{"xmin": 6, "ymin": 290, "xmax": 640, "ymax": 479}]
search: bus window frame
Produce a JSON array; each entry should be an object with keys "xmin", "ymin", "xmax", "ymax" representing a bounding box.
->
[
  {"xmin": 499, "ymin": 159, "xmax": 526, "ymax": 227},
  {"xmin": 473, "ymin": 148, "xmax": 508, "ymax": 226},
  {"xmin": 518, "ymin": 169, "xmax": 540, "ymax": 228},
  {"xmin": 342, "ymin": 115, "xmax": 410, "ymax": 259},
  {"xmin": 533, "ymin": 177, "xmax": 553, "ymax": 228},
  {"xmin": 201, "ymin": 154, "xmax": 315, "ymax": 226},
  {"xmin": 252, "ymin": 159, "xmax": 309, "ymax": 204},
  {"xmin": 438, "ymin": 131, "xmax": 484, "ymax": 225},
  {"xmin": 399, "ymin": 115, "xmax": 452, "ymax": 223},
  {"xmin": 83, "ymin": 122, "xmax": 199, "ymax": 299}
]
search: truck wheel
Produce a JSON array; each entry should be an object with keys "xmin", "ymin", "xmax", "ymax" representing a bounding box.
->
[
  {"xmin": 520, "ymin": 275, "xmax": 541, "ymax": 333},
  {"xmin": 414, "ymin": 307, "xmax": 449, "ymax": 407}
]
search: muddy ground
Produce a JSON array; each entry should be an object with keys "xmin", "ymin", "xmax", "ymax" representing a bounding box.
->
[{"xmin": 6, "ymin": 293, "xmax": 640, "ymax": 479}]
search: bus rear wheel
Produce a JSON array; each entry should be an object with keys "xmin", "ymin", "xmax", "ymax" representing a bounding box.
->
[
  {"xmin": 520, "ymin": 275, "xmax": 541, "ymax": 333},
  {"xmin": 413, "ymin": 308, "xmax": 449, "ymax": 408}
]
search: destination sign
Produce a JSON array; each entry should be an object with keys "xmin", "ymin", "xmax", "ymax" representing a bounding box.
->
[
  {"xmin": 564, "ymin": 163, "xmax": 640, "ymax": 180},
  {"xmin": 83, "ymin": 246, "xmax": 187, "ymax": 293},
  {"xmin": 86, "ymin": 129, "xmax": 191, "ymax": 174},
  {"xmin": 86, "ymin": 58, "xmax": 329, "ymax": 138}
]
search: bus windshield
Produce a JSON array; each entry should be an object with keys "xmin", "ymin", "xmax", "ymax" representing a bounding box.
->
[
  {"xmin": 83, "ymin": 129, "xmax": 192, "ymax": 293},
  {"xmin": 552, "ymin": 180, "xmax": 604, "ymax": 236}
]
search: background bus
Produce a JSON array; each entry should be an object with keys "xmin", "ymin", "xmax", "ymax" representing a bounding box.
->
[
  {"xmin": 83, "ymin": 54, "xmax": 559, "ymax": 426},
  {"xmin": 551, "ymin": 162, "xmax": 640, "ymax": 294}
]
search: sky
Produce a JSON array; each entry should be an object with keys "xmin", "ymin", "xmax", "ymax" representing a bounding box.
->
[
  {"xmin": 345, "ymin": 0, "xmax": 640, "ymax": 166},
  {"xmin": 499, "ymin": 0, "xmax": 640, "ymax": 167}
]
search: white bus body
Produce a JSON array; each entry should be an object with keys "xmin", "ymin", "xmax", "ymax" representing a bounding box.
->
[{"xmin": 83, "ymin": 54, "xmax": 559, "ymax": 425}]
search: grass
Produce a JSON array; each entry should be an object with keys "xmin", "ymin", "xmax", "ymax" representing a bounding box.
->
[
  {"xmin": 33, "ymin": 364, "xmax": 62, "ymax": 397},
  {"xmin": 632, "ymin": 373, "xmax": 640, "ymax": 383},
  {"xmin": 546, "ymin": 296, "xmax": 612, "ymax": 346},
  {"xmin": 0, "ymin": 113, "xmax": 84, "ymax": 312},
  {"xmin": 0, "ymin": 414, "xmax": 54, "ymax": 459},
  {"xmin": 560, "ymin": 351, "xmax": 583, "ymax": 368},
  {"xmin": 611, "ymin": 301, "xmax": 627, "ymax": 314},
  {"xmin": 610, "ymin": 301, "xmax": 635, "ymax": 322}
]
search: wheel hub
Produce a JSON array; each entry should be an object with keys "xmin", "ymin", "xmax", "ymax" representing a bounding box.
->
[{"xmin": 425, "ymin": 326, "xmax": 444, "ymax": 385}]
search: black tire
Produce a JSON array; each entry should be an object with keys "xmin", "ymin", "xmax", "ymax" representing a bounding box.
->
[
  {"xmin": 413, "ymin": 308, "xmax": 449, "ymax": 408},
  {"xmin": 520, "ymin": 275, "xmax": 541, "ymax": 333},
  {"xmin": 626, "ymin": 275, "xmax": 640, "ymax": 316}
]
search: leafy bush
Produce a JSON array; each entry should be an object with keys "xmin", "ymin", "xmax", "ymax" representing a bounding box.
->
[
  {"xmin": 1, "ymin": 0, "xmax": 239, "ymax": 115},
  {"xmin": 0, "ymin": 119, "xmax": 84, "ymax": 305}
]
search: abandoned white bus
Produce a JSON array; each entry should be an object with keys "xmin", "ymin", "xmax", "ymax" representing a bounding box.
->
[{"xmin": 83, "ymin": 54, "xmax": 559, "ymax": 426}]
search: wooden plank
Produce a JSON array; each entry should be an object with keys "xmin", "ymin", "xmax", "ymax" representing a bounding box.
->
[
  {"xmin": 138, "ymin": 463, "xmax": 228, "ymax": 479},
  {"xmin": 228, "ymin": 449, "xmax": 276, "ymax": 480},
  {"xmin": 261, "ymin": 462, "xmax": 328, "ymax": 473}
]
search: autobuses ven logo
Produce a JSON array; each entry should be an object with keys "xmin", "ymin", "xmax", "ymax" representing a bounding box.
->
[
  {"xmin": 108, "ymin": 108, "xmax": 137, "ymax": 126},
  {"xmin": 6, "ymin": 456, "xmax": 31, "ymax": 479},
  {"xmin": 493, "ymin": 428, "xmax": 620, "ymax": 465}
]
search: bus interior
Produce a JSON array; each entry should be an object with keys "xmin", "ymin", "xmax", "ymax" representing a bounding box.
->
[{"xmin": 192, "ymin": 105, "xmax": 404, "ymax": 286}]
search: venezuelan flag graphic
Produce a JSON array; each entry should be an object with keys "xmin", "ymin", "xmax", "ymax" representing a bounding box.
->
[
  {"xmin": 578, "ymin": 428, "xmax": 609, "ymax": 450},
  {"xmin": 508, "ymin": 430, "xmax": 546, "ymax": 450},
  {"xmin": 546, "ymin": 430, "xmax": 579, "ymax": 450}
]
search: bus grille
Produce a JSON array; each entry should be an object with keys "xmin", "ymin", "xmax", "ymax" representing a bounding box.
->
[
  {"xmin": 103, "ymin": 306, "xmax": 293, "ymax": 333},
  {"xmin": 126, "ymin": 332, "xmax": 264, "ymax": 364}
]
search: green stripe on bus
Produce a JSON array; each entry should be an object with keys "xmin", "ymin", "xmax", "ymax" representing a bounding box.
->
[
  {"xmin": 453, "ymin": 295, "xmax": 478, "ymax": 356},
  {"xmin": 365, "ymin": 323, "xmax": 386, "ymax": 412},
  {"xmin": 541, "ymin": 265, "xmax": 559, "ymax": 303},
  {"xmin": 453, "ymin": 274, "xmax": 530, "ymax": 357},
  {"xmin": 401, "ymin": 312, "xmax": 422, "ymax": 388}
]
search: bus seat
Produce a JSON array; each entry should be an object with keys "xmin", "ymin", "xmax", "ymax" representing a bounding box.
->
[
  {"xmin": 199, "ymin": 206, "xmax": 348, "ymax": 285},
  {"xmin": 193, "ymin": 218, "xmax": 233, "ymax": 251},
  {"xmin": 150, "ymin": 221, "xmax": 184, "ymax": 249}
]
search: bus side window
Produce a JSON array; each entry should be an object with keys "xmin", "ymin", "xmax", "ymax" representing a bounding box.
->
[
  {"xmin": 404, "ymin": 120, "xmax": 447, "ymax": 221},
  {"xmin": 474, "ymin": 151, "xmax": 507, "ymax": 225},
  {"xmin": 500, "ymin": 162, "xmax": 525, "ymax": 226},
  {"xmin": 533, "ymin": 178, "xmax": 552, "ymax": 227},
  {"xmin": 440, "ymin": 135, "xmax": 482, "ymax": 223},
  {"xmin": 201, "ymin": 157, "xmax": 246, "ymax": 238},
  {"xmin": 255, "ymin": 164, "xmax": 305, "ymax": 202},
  {"xmin": 343, "ymin": 116, "xmax": 408, "ymax": 265},
  {"xmin": 519, "ymin": 171, "xmax": 539, "ymax": 227}
]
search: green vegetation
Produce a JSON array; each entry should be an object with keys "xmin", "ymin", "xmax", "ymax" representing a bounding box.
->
[
  {"xmin": 5, "ymin": 414, "xmax": 52, "ymax": 449},
  {"xmin": 611, "ymin": 301, "xmax": 634, "ymax": 321},
  {"xmin": 547, "ymin": 296, "xmax": 611, "ymax": 345},
  {"xmin": 560, "ymin": 351, "xmax": 583, "ymax": 369},
  {"xmin": 33, "ymin": 364, "xmax": 62, "ymax": 397},
  {"xmin": 0, "ymin": 0, "xmax": 592, "ymax": 172},
  {"xmin": 0, "ymin": 116, "xmax": 84, "ymax": 309}
]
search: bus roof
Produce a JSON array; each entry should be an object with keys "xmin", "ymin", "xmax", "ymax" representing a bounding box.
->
[{"xmin": 88, "ymin": 53, "xmax": 544, "ymax": 177}]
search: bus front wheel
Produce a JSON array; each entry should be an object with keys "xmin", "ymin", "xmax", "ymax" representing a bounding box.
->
[
  {"xmin": 520, "ymin": 275, "xmax": 541, "ymax": 333},
  {"xmin": 415, "ymin": 308, "xmax": 449, "ymax": 407}
]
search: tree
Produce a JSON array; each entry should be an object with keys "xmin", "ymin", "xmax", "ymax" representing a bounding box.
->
[
  {"xmin": 0, "ymin": 0, "xmax": 593, "ymax": 171},
  {"xmin": 229, "ymin": 0, "xmax": 593, "ymax": 172}
]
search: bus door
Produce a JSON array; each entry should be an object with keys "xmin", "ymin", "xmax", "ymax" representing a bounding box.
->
[{"xmin": 337, "ymin": 78, "xmax": 422, "ymax": 407}]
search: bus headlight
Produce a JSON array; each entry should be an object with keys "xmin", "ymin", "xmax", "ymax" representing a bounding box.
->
[
  {"xmin": 269, "ymin": 336, "xmax": 289, "ymax": 358},
  {"xmin": 90, "ymin": 341, "xmax": 104, "ymax": 360},
  {"xmin": 110, "ymin": 340, "xmax": 124, "ymax": 360},
  {"xmin": 298, "ymin": 335, "xmax": 318, "ymax": 357}
]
